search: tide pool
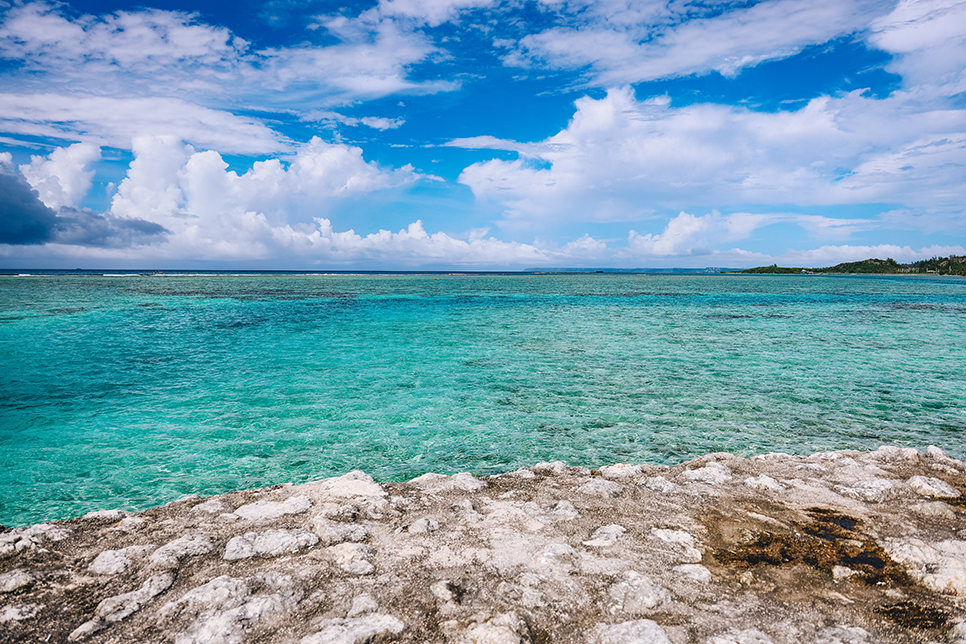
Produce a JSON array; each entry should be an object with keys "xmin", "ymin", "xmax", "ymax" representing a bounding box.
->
[{"xmin": 1, "ymin": 273, "xmax": 964, "ymax": 527}]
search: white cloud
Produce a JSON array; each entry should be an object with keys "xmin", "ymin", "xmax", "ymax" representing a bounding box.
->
[
  {"xmin": 507, "ymin": 0, "xmax": 883, "ymax": 85},
  {"xmin": 19, "ymin": 142, "xmax": 101, "ymax": 210},
  {"xmin": 0, "ymin": 93, "xmax": 286, "ymax": 155},
  {"xmin": 372, "ymin": 0, "xmax": 501, "ymax": 27},
  {"xmin": 454, "ymin": 87, "xmax": 966, "ymax": 230}
]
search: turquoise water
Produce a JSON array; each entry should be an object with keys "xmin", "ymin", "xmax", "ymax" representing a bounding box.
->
[{"xmin": 1, "ymin": 273, "xmax": 965, "ymax": 527}]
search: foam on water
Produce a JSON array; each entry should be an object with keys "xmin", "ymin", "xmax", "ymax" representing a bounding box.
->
[{"xmin": 1, "ymin": 273, "xmax": 965, "ymax": 526}]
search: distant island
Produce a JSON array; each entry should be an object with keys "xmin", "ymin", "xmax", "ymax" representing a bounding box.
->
[{"xmin": 737, "ymin": 255, "xmax": 966, "ymax": 275}]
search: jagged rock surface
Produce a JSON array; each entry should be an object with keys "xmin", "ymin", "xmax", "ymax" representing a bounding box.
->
[{"xmin": 1, "ymin": 447, "xmax": 965, "ymax": 643}]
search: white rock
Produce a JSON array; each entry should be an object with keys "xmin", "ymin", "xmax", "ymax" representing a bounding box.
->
[
  {"xmin": 950, "ymin": 622, "xmax": 966, "ymax": 644},
  {"xmin": 0, "ymin": 569, "xmax": 33, "ymax": 593},
  {"xmin": 312, "ymin": 517, "xmax": 368, "ymax": 546},
  {"xmin": 744, "ymin": 475, "xmax": 785, "ymax": 492},
  {"xmin": 223, "ymin": 529, "xmax": 318, "ymax": 561},
  {"xmin": 532, "ymin": 461, "xmax": 568, "ymax": 476},
  {"xmin": 576, "ymin": 478, "xmax": 623, "ymax": 498},
  {"xmin": 150, "ymin": 534, "xmax": 214, "ymax": 569},
  {"xmin": 89, "ymin": 545, "xmax": 156, "ymax": 575},
  {"xmin": 600, "ymin": 464, "xmax": 644, "ymax": 479},
  {"xmin": 0, "ymin": 603, "xmax": 44, "ymax": 623},
  {"xmin": 706, "ymin": 629, "xmax": 774, "ymax": 644},
  {"xmin": 83, "ymin": 509, "xmax": 132, "ymax": 521},
  {"xmin": 925, "ymin": 445, "xmax": 964, "ymax": 470},
  {"xmin": 643, "ymin": 477, "xmax": 685, "ymax": 494},
  {"xmin": 0, "ymin": 523, "xmax": 71, "ymax": 558},
  {"xmin": 673, "ymin": 564, "xmax": 713, "ymax": 583},
  {"xmin": 69, "ymin": 573, "xmax": 174, "ymax": 641},
  {"xmin": 584, "ymin": 524, "xmax": 627, "ymax": 547},
  {"xmin": 883, "ymin": 538, "xmax": 966, "ymax": 595},
  {"xmin": 591, "ymin": 619, "xmax": 673, "ymax": 644},
  {"xmin": 346, "ymin": 594, "xmax": 379, "ymax": 618},
  {"xmin": 311, "ymin": 471, "xmax": 386, "ymax": 499},
  {"xmin": 682, "ymin": 463, "xmax": 732, "ymax": 484},
  {"xmin": 301, "ymin": 613, "xmax": 405, "ymax": 644},
  {"xmin": 833, "ymin": 479, "xmax": 895, "ymax": 503},
  {"xmin": 232, "ymin": 495, "xmax": 312, "ymax": 521},
  {"xmin": 815, "ymin": 624, "xmax": 871, "ymax": 644},
  {"xmin": 549, "ymin": 500, "xmax": 580, "ymax": 521},
  {"xmin": 911, "ymin": 502, "xmax": 957, "ymax": 520},
  {"xmin": 329, "ymin": 542, "xmax": 374, "ymax": 575},
  {"xmin": 159, "ymin": 572, "xmax": 299, "ymax": 644},
  {"xmin": 608, "ymin": 571, "xmax": 671, "ymax": 614},
  {"xmin": 832, "ymin": 566, "xmax": 859, "ymax": 581},
  {"xmin": 191, "ymin": 499, "xmax": 228, "ymax": 514},
  {"xmin": 463, "ymin": 612, "xmax": 522, "ymax": 644},
  {"xmin": 409, "ymin": 472, "xmax": 487, "ymax": 493},
  {"xmin": 908, "ymin": 475, "xmax": 960, "ymax": 498},
  {"xmin": 532, "ymin": 543, "xmax": 578, "ymax": 572},
  {"xmin": 504, "ymin": 468, "xmax": 537, "ymax": 479},
  {"xmin": 452, "ymin": 499, "xmax": 484, "ymax": 524},
  {"xmin": 409, "ymin": 517, "xmax": 440, "ymax": 533},
  {"xmin": 650, "ymin": 529, "xmax": 702, "ymax": 563},
  {"xmin": 864, "ymin": 445, "xmax": 919, "ymax": 463},
  {"xmin": 111, "ymin": 516, "xmax": 147, "ymax": 532}
]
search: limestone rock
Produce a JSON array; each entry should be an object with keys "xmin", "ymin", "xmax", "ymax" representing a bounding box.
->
[
  {"xmin": 591, "ymin": 619, "xmax": 673, "ymax": 644},
  {"xmin": 608, "ymin": 571, "xmax": 671, "ymax": 614},
  {"xmin": 328, "ymin": 542, "xmax": 374, "ymax": 575},
  {"xmin": 584, "ymin": 524, "xmax": 627, "ymax": 547},
  {"xmin": 0, "ymin": 569, "xmax": 33, "ymax": 593},
  {"xmin": 907, "ymin": 475, "xmax": 960, "ymax": 498},
  {"xmin": 69, "ymin": 573, "xmax": 174, "ymax": 640},
  {"xmin": 301, "ymin": 613, "xmax": 404, "ymax": 644},
  {"xmin": 89, "ymin": 544, "xmax": 156, "ymax": 575},
  {"xmin": 600, "ymin": 464, "xmax": 644, "ymax": 479},
  {"xmin": 682, "ymin": 462, "xmax": 732, "ymax": 484},
  {"xmin": 151, "ymin": 534, "xmax": 214, "ymax": 568},
  {"xmin": 833, "ymin": 479, "xmax": 896, "ymax": 503},
  {"xmin": 410, "ymin": 472, "xmax": 486, "ymax": 493},
  {"xmin": 462, "ymin": 612, "xmax": 522, "ymax": 644},
  {"xmin": 0, "ymin": 603, "xmax": 44, "ymax": 623},
  {"xmin": 224, "ymin": 529, "xmax": 318, "ymax": 561},
  {"xmin": 233, "ymin": 495, "xmax": 312, "ymax": 521},
  {"xmin": 312, "ymin": 517, "xmax": 368, "ymax": 546},
  {"xmin": 576, "ymin": 478, "xmax": 623, "ymax": 498}
]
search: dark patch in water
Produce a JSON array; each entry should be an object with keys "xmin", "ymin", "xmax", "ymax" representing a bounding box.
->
[
  {"xmin": 705, "ymin": 314, "xmax": 752, "ymax": 319},
  {"xmin": 875, "ymin": 602, "xmax": 949, "ymax": 630}
]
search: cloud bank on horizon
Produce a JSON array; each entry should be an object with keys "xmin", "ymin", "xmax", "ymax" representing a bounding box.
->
[{"xmin": 0, "ymin": 0, "xmax": 964, "ymax": 268}]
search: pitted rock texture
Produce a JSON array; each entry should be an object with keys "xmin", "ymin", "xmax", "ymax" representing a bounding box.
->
[{"xmin": 1, "ymin": 448, "xmax": 965, "ymax": 644}]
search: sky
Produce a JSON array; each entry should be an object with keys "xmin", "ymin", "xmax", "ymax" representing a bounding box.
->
[{"xmin": 0, "ymin": 0, "xmax": 964, "ymax": 269}]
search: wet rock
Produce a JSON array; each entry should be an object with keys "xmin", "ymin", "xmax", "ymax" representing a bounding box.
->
[
  {"xmin": 233, "ymin": 495, "xmax": 312, "ymax": 521},
  {"xmin": 151, "ymin": 534, "xmax": 214, "ymax": 568},
  {"xmin": 224, "ymin": 529, "xmax": 318, "ymax": 561},
  {"xmin": 301, "ymin": 613, "xmax": 405, "ymax": 644},
  {"xmin": 69, "ymin": 573, "xmax": 174, "ymax": 640},
  {"xmin": 591, "ymin": 619, "xmax": 673, "ymax": 644}
]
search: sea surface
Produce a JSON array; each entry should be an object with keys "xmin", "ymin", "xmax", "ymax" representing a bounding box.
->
[{"xmin": 1, "ymin": 272, "xmax": 964, "ymax": 527}]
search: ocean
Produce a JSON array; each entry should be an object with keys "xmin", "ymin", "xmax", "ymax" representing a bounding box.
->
[{"xmin": 1, "ymin": 272, "xmax": 964, "ymax": 527}]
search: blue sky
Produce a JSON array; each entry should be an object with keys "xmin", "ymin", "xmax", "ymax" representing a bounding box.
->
[{"xmin": 0, "ymin": 0, "xmax": 964, "ymax": 268}]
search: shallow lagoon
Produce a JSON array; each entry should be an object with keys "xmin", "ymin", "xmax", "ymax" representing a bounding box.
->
[{"xmin": 2, "ymin": 273, "xmax": 964, "ymax": 526}]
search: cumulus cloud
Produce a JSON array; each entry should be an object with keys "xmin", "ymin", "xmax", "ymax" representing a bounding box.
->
[
  {"xmin": 18, "ymin": 143, "xmax": 101, "ymax": 210},
  {"xmin": 0, "ymin": 161, "xmax": 165, "ymax": 248},
  {"xmin": 454, "ymin": 87, "xmax": 966, "ymax": 230}
]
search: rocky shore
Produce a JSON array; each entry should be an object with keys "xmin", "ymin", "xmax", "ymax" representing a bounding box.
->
[{"xmin": 2, "ymin": 446, "xmax": 965, "ymax": 644}]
